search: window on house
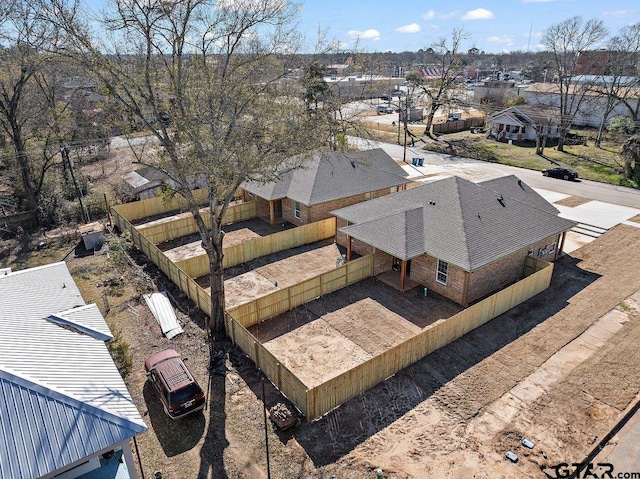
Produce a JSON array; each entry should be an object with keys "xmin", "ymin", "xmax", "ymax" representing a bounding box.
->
[
  {"xmin": 294, "ymin": 202, "xmax": 301, "ymax": 219},
  {"xmin": 390, "ymin": 186, "xmax": 398, "ymax": 193},
  {"xmin": 436, "ymin": 260, "xmax": 448, "ymax": 285},
  {"xmin": 365, "ymin": 192, "xmax": 372, "ymax": 200}
]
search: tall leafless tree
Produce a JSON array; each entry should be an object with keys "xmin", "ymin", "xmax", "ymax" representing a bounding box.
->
[
  {"xmin": 416, "ymin": 27, "xmax": 469, "ymax": 137},
  {"xmin": 592, "ymin": 24, "xmax": 640, "ymax": 147},
  {"xmin": 542, "ymin": 16, "xmax": 608, "ymax": 151},
  {"xmin": 0, "ymin": 1, "xmax": 59, "ymax": 217},
  {"xmin": 42, "ymin": 0, "xmax": 331, "ymax": 335}
]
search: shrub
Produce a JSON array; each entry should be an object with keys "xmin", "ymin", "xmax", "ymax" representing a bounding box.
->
[
  {"xmin": 607, "ymin": 116, "xmax": 636, "ymax": 135},
  {"xmin": 107, "ymin": 331, "xmax": 133, "ymax": 377}
]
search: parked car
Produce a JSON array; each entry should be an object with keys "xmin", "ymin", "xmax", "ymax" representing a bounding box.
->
[
  {"xmin": 145, "ymin": 349, "xmax": 206, "ymax": 419},
  {"xmin": 377, "ymin": 105, "xmax": 394, "ymax": 114},
  {"xmin": 542, "ymin": 167, "xmax": 579, "ymax": 181}
]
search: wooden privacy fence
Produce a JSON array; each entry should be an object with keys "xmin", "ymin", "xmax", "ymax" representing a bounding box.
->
[
  {"xmin": 225, "ymin": 255, "xmax": 374, "ymax": 417},
  {"xmin": 112, "ymin": 195, "xmax": 555, "ymax": 423},
  {"xmin": 113, "ymin": 188, "xmax": 210, "ymax": 222},
  {"xmin": 227, "ymin": 255, "xmax": 373, "ymax": 329},
  {"xmin": 175, "ymin": 217, "xmax": 337, "ymax": 279},
  {"xmin": 137, "ymin": 201, "xmax": 257, "ymax": 245},
  {"xmin": 303, "ymin": 260, "xmax": 554, "ymax": 420},
  {"xmin": 111, "ymin": 205, "xmax": 213, "ymax": 316},
  {"xmin": 224, "ymin": 316, "xmax": 308, "ymax": 410}
]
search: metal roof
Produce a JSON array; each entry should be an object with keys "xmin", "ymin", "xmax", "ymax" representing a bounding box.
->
[
  {"xmin": 334, "ymin": 175, "xmax": 576, "ymax": 270},
  {"xmin": 144, "ymin": 292, "xmax": 183, "ymax": 339},
  {"xmin": 0, "ymin": 262, "xmax": 146, "ymax": 479},
  {"xmin": 242, "ymin": 149, "xmax": 411, "ymax": 206}
]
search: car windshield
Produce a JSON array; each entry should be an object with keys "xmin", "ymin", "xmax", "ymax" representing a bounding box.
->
[{"xmin": 169, "ymin": 383, "xmax": 202, "ymax": 404}]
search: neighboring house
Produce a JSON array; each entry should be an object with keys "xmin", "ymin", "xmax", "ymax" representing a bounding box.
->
[
  {"xmin": 487, "ymin": 105, "xmax": 561, "ymax": 142},
  {"xmin": 241, "ymin": 149, "xmax": 412, "ymax": 225},
  {"xmin": 523, "ymin": 82, "xmax": 640, "ymax": 127},
  {"xmin": 0, "ymin": 262, "xmax": 147, "ymax": 479},
  {"xmin": 332, "ymin": 175, "xmax": 576, "ymax": 307},
  {"xmin": 123, "ymin": 165, "xmax": 176, "ymax": 200}
]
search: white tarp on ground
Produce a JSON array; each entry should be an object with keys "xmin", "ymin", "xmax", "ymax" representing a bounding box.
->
[{"xmin": 143, "ymin": 292, "xmax": 183, "ymax": 339}]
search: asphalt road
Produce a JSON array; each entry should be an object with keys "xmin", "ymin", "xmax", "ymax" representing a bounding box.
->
[{"xmin": 349, "ymin": 136, "xmax": 640, "ymax": 209}]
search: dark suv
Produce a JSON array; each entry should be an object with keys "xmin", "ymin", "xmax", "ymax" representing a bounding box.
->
[{"xmin": 144, "ymin": 349, "xmax": 205, "ymax": 419}]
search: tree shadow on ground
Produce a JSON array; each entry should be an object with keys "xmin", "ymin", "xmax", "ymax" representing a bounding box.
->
[{"xmin": 290, "ymin": 255, "xmax": 600, "ymax": 467}]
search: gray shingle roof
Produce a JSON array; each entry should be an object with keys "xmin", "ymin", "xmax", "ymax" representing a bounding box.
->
[
  {"xmin": 0, "ymin": 262, "xmax": 146, "ymax": 479},
  {"xmin": 334, "ymin": 176, "xmax": 576, "ymax": 270},
  {"xmin": 242, "ymin": 148, "xmax": 410, "ymax": 206}
]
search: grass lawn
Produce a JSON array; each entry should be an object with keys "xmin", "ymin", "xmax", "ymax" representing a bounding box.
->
[{"xmin": 355, "ymin": 121, "xmax": 637, "ymax": 188}]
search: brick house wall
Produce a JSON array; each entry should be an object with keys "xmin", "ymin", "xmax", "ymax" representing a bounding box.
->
[
  {"xmin": 254, "ymin": 197, "xmax": 271, "ymax": 219},
  {"xmin": 410, "ymin": 233, "xmax": 562, "ymax": 306},
  {"xmin": 335, "ymin": 218, "xmax": 375, "ymax": 257},
  {"xmin": 373, "ymin": 249, "xmax": 394, "ymax": 275},
  {"xmin": 278, "ymin": 186, "xmax": 398, "ymax": 226},
  {"xmin": 282, "ymin": 198, "xmax": 309, "ymax": 225},
  {"xmin": 410, "ymin": 255, "xmax": 469, "ymax": 305},
  {"xmin": 466, "ymin": 234, "xmax": 560, "ymax": 303}
]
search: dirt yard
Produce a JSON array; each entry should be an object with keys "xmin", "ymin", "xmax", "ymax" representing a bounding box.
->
[
  {"xmin": 249, "ymin": 278, "xmax": 462, "ymax": 387},
  {"xmin": 4, "ymin": 143, "xmax": 640, "ymax": 478},
  {"xmin": 118, "ymin": 223, "xmax": 640, "ymax": 479},
  {"xmin": 4, "ymin": 222, "xmax": 639, "ymax": 478}
]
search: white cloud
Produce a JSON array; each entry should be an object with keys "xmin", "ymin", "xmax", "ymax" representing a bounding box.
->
[
  {"xmin": 487, "ymin": 35, "xmax": 515, "ymax": 47},
  {"xmin": 522, "ymin": 0, "xmax": 559, "ymax": 3},
  {"xmin": 395, "ymin": 23, "xmax": 421, "ymax": 34},
  {"xmin": 420, "ymin": 9, "xmax": 461, "ymax": 20},
  {"xmin": 348, "ymin": 29, "xmax": 381, "ymax": 41},
  {"xmin": 422, "ymin": 10, "xmax": 436, "ymax": 20},
  {"xmin": 440, "ymin": 10, "xmax": 461, "ymax": 19},
  {"xmin": 603, "ymin": 10, "xmax": 632, "ymax": 17},
  {"xmin": 462, "ymin": 8, "xmax": 495, "ymax": 20}
]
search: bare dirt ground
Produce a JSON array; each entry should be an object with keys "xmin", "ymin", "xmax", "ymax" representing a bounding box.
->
[
  {"xmin": 249, "ymin": 278, "xmax": 462, "ymax": 387},
  {"xmin": 4, "ymin": 145, "xmax": 640, "ymax": 478},
  {"xmin": 116, "ymin": 223, "xmax": 640, "ymax": 479},
  {"xmin": 554, "ymin": 195, "xmax": 592, "ymax": 208}
]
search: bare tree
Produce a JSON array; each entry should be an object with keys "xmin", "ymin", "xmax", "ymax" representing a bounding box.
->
[
  {"xmin": 0, "ymin": 1, "xmax": 58, "ymax": 216},
  {"xmin": 592, "ymin": 24, "xmax": 640, "ymax": 147},
  {"xmin": 542, "ymin": 16, "xmax": 608, "ymax": 151},
  {"xmin": 416, "ymin": 27, "xmax": 469, "ymax": 137},
  {"xmin": 43, "ymin": 0, "xmax": 330, "ymax": 335}
]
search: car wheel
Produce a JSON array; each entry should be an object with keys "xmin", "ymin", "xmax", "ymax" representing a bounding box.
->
[
  {"xmin": 563, "ymin": 174, "xmax": 569, "ymax": 180},
  {"xmin": 543, "ymin": 171, "xmax": 549, "ymax": 176}
]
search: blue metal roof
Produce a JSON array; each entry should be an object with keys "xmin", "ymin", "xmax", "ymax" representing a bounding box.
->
[{"xmin": 0, "ymin": 262, "xmax": 146, "ymax": 479}]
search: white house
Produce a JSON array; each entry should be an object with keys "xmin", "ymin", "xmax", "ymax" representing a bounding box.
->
[
  {"xmin": 0, "ymin": 262, "xmax": 147, "ymax": 479},
  {"xmin": 486, "ymin": 105, "xmax": 562, "ymax": 142}
]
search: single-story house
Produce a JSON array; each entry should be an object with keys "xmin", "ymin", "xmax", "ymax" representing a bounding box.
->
[
  {"xmin": 241, "ymin": 148, "xmax": 412, "ymax": 225},
  {"xmin": 487, "ymin": 105, "xmax": 562, "ymax": 142},
  {"xmin": 0, "ymin": 262, "xmax": 147, "ymax": 479},
  {"xmin": 332, "ymin": 175, "xmax": 576, "ymax": 307}
]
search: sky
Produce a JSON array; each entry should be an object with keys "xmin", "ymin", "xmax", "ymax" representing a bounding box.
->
[{"xmin": 296, "ymin": 0, "xmax": 640, "ymax": 53}]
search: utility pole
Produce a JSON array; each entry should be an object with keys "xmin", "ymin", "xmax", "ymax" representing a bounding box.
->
[{"xmin": 63, "ymin": 145, "xmax": 90, "ymax": 223}]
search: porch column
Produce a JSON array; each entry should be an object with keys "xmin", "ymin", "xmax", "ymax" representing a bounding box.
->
[
  {"xmin": 346, "ymin": 235, "xmax": 352, "ymax": 261},
  {"xmin": 269, "ymin": 201, "xmax": 275, "ymax": 225},
  {"xmin": 557, "ymin": 231, "xmax": 567, "ymax": 259},
  {"xmin": 399, "ymin": 259, "xmax": 407, "ymax": 290}
]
